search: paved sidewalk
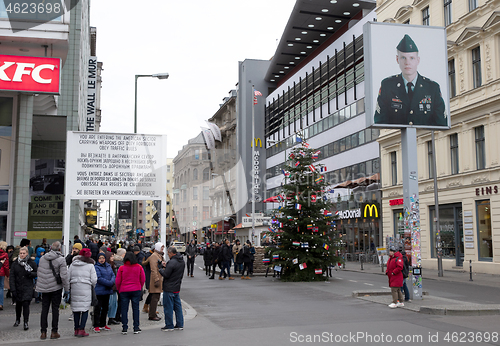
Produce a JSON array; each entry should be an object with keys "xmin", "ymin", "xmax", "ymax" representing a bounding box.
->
[
  {"xmin": 341, "ymin": 261, "xmax": 499, "ymax": 287},
  {"xmin": 344, "ymin": 262, "xmax": 500, "ymax": 315},
  {"xmin": 0, "ymin": 293, "xmax": 196, "ymax": 343}
]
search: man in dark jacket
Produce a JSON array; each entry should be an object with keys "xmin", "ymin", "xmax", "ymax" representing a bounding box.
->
[
  {"xmin": 209, "ymin": 242, "xmax": 221, "ymax": 280},
  {"xmin": 36, "ymin": 241, "xmax": 70, "ymax": 339},
  {"xmin": 203, "ymin": 243, "xmax": 213, "ymax": 276},
  {"xmin": 185, "ymin": 240, "xmax": 197, "ymax": 278},
  {"xmin": 219, "ymin": 240, "xmax": 234, "ymax": 280},
  {"xmin": 159, "ymin": 247, "xmax": 185, "ymax": 332},
  {"xmin": 88, "ymin": 238, "xmax": 99, "ymax": 262}
]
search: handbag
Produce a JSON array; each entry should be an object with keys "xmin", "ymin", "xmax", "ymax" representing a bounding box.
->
[
  {"xmin": 91, "ymin": 285, "xmax": 98, "ymax": 306},
  {"xmin": 49, "ymin": 260, "xmax": 63, "ymax": 285}
]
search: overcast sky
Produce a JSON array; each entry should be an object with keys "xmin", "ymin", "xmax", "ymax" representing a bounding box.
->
[{"xmin": 90, "ymin": 0, "xmax": 296, "ymax": 159}]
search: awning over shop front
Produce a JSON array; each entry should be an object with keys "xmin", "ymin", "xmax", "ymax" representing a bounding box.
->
[{"xmin": 86, "ymin": 225, "xmax": 114, "ymax": 236}]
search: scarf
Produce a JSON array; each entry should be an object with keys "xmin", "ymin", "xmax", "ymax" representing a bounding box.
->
[{"xmin": 18, "ymin": 256, "xmax": 33, "ymax": 272}]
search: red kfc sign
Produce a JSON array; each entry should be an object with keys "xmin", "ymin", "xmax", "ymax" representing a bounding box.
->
[{"xmin": 0, "ymin": 55, "xmax": 61, "ymax": 94}]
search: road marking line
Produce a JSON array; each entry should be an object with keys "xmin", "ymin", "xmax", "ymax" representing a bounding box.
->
[
  {"xmin": 336, "ymin": 277, "xmax": 343, "ymax": 280},
  {"xmin": 364, "ymin": 283, "xmax": 374, "ymax": 286},
  {"xmin": 382, "ymin": 286, "xmax": 389, "ymax": 289},
  {"xmin": 198, "ymin": 267, "xmax": 204, "ymax": 270},
  {"xmin": 349, "ymin": 280, "xmax": 357, "ymax": 282}
]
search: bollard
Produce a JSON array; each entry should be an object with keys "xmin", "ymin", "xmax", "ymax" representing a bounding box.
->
[
  {"xmin": 469, "ymin": 260, "xmax": 473, "ymax": 281},
  {"xmin": 360, "ymin": 254, "xmax": 364, "ymax": 270},
  {"xmin": 381, "ymin": 256, "xmax": 384, "ymax": 273}
]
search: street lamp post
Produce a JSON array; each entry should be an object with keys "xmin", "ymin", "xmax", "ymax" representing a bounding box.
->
[{"xmin": 132, "ymin": 73, "xmax": 169, "ymax": 232}]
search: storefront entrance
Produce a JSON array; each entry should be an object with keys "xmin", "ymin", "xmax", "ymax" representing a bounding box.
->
[{"xmin": 430, "ymin": 203, "xmax": 464, "ymax": 267}]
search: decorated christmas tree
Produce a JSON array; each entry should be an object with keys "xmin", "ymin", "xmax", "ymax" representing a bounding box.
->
[{"xmin": 264, "ymin": 140, "xmax": 341, "ymax": 281}]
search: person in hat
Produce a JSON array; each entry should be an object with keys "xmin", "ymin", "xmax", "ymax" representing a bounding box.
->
[
  {"xmin": 68, "ymin": 248, "xmax": 97, "ymax": 337},
  {"xmin": 142, "ymin": 242, "xmax": 164, "ymax": 322},
  {"xmin": 385, "ymin": 245, "xmax": 404, "ymax": 308},
  {"xmin": 374, "ymin": 34, "xmax": 447, "ymax": 127}
]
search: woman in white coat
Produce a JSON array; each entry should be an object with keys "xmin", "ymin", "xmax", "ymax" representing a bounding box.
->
[{"xmin": 68, "ymin": 248, "xmax": 97, "ymax": 337}]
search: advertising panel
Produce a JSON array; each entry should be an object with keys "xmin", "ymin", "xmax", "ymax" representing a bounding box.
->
[
  {"xmin": 65, "ymin": 132, "xmax": 167, "ymax": 200},
  {"xmin": 364, "ymin": 22, "xmax": 450, "ymax": 130},
  {"xmin": 0, "ymin": 55, "xmax": 61, "ymax": 94}
]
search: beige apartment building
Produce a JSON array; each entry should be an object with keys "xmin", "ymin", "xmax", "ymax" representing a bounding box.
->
[{"xmin": 376, "ymin": 0, "xmax": 500, "ymax": 273}]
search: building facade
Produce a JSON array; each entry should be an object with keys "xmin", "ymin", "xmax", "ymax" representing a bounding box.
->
[
  {"xmin": 264, "ymin": 2, "xmax": 380, "ymax": 252},
  {"xmin": 377, "ymin": 0, "xmax": 500, "ymax": 273},
  {"xmin": 0, "ymin": 1, "xmax": 93, "ymax": 246}
]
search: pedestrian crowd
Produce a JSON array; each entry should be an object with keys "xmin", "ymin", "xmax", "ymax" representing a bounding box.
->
[
  {"xmin": 201, "ymin": 239, "xmax": 255, "ymax": 280},
  {"xmin": 0, "ymin": 236, "xmax": 186, "ymax": 339}
]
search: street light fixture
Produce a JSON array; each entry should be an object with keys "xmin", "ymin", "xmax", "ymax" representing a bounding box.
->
[{"xmin": 132, "ymin": 72, "xmax": 169, "ymax": 231}]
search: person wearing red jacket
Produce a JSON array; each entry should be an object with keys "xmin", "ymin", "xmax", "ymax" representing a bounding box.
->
[
  {"xmin": 385, "ymin": 246, "xmax": 404, "ymax": 308},
  {"xmin": 115, "ymin": 251, "xmax": 145, "ymax": 335},
  {"xmin": 0, "ymin": 241, "xmax": 10, "ymax": 310}
]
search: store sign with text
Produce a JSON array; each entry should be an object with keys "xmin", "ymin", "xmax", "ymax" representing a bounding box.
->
[{"xmin": 0, "ymin": 54, "xmax": 61, "ymax": 94}]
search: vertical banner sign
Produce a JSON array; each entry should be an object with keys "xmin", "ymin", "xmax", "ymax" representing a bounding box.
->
[
  {"xmin": 118, "ymin": 201, "xmax": 132, "ymax": 219},
  {"xmin": 86, "ymin": 56, "xmax": 97, "ymax": 131}
]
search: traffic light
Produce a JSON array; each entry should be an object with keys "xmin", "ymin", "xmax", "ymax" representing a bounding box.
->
[{"xmin": 193, "ymin": 230, "xmax": 197, "ymax": 239}]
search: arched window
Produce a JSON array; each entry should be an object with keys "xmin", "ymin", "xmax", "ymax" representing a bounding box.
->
[
  {"xmin": 203, "ymin": 168, "xmax": 210, "ymax": 181},
  {"xmin": 193, "ymin": 168, "xmax": 198, "ymax": 181}
]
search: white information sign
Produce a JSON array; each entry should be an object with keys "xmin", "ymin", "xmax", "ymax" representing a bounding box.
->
[
  {"xmin": 465, "ymin": 242, "xmax": 474, "ymax": 249},
  {"xmin": 65, "ymin": 132, "xmax": 167, "ymax": 199},
  {"xmin": 242, "ymin": 216, "xmax": 271, "ymax": 227},
  {"xmin": 464, "ymin": 229, "xmax": 473, "ymax": 236},
  {"xmin": 464, "ymin": 236, "xmax": 474, "ymax": 242}
]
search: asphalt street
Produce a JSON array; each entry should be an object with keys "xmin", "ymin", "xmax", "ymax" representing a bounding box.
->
[{"xmin": 1, "ymin": 257, "xmax": 499, "ymax": 346}]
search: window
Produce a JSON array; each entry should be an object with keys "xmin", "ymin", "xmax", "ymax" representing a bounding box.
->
[
  {"xmin": 422, "ymin": 6, "xmax": 430, "ymax": 25},
  {"xmin": 391, "ymin": 152, "xmax": 397, "ymax": 186},
  {"xmin": 475, "ymin": 125, "xmax": 485, "ymax": 170},
  {"xmin": 469, "ymin": 0, "xmax": 478, "ymax": 11},
  {"xmin": 448, "ymin": 59, "xmax": 456, "ymax": 97},
  {"xmin": 427, "ymin": 141, "xmax": 434, "ymax": 179},
  {"xmin": 444, "ymin": 0, "xmax": 452, "ymax": 26},
  {"xmin": 182, "ymin": 189, "xmax": 187, "ymax": 203},
  {"xmin": 450, "ymin": 133, "xmax": 459, "ymax": 174},
  {"xmin": 403, "ymin": 19, "xmax": 410, "ymax": 24},
  {"xmin": 193, "ymin": 187, "xmax": 198, "ymax": 200},
  {"xmin": 193, "ymin": 168, "xmax": 198, "ymax": 181},
  {"xmin": 476, "ymin": 200, "xmax": 492, "ymax": 261},
  {"xmin": 472, "ymin": 47, "xmax": 482, "ymax": 88},
  {"xmin": 194, "ymin": 150, "xmax": 200, "ymax": 160},
  {"xmin": 203, "ymin": 186, "xmax": 209, "ymax": 200},
  {"xmin": 193, "ymin": 206, "xmax": 198, "ymax": 220},
  {"xmin": 203, "ymin": 206, "xmax": 210, "ymax": 220},
  {"xmin": 203, "ymin": 168, "xmax": 210, "ymax": 181},
  {"xmin": 167, "ymin": 165, "xmax": 171, "ymax": 173}
]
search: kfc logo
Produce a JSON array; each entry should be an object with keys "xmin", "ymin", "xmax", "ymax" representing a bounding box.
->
[{"xmin": 0, "ymin": 55, "xmax": 61, "ymax": 94}]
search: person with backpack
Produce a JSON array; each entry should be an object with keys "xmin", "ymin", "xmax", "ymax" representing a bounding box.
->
[
  {"xmin": 400, "ymin": 247, "xmax": 410, "ymax": 302},
  {"xmin": 385, "ymin": 245, "xmax": 404, "ymax": 308}
]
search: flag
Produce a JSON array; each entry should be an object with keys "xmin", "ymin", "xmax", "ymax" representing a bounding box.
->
[
  {"xmin": 320, "ymin": 166, "xmax": 327, "ymax": 172},
  {"xmin": 323, "ymin": 243, "xmax": 330, "ymax": 250},
  {"xmin": 324, "ymin": 210, "xmax": 332, "ymax": 216},
  {"xmin": 315, "ymin": 269, "xmax": 322, "ymax": 274},
  {"xmin": 315, "ymin": 176, "xmax": 324, "ymax": 183},
  {"xmin": 289, "ymin": 153, "xmax": 295, "ymax": 159},
  {"xmin": 312, "ymin": 227, "xmax": 319, "ymax": 232},
  {"xmin": 295, "ymin": 203, "xmax": 302, "ymax": 210},
  {"xmin": 311, "ymin": 195, "xmax": 317, "ymax": 202},
  {"xmin": 301, "ymin": 242, "xmax": 309, "ymax": 248},
  {"xmin": 292, "ymin": 241, "xmax": 300, "ymax": 246},
  {"xmin": 296, "ymin": 137, "xmax": 302, "ymax": 143},
  {"xmin": 311, "ymin": 151, "xmax": 320, "ymax": 159},
  {"xmin": 263, "ymin": 258, "xmax": 270, "ymax": 263},
  {"xmin": 307, "ymin": 224, "xmax": 313, "ymax": 230},
  {"xmin": 262, "ymin": 234, "xmax": 267, "ymax": 239},
  {"xmin": 281, "ymin": 169, "xmax": 290, "ymax": 177},
  {"xmin": 253, "ymin": 90, "xmax": 262, "ymax": 105},
  {"xmin": 299, "ymin": 150, "xmax": 306, "ymax": 157},
  {"xmin": 292, "ymin": 258, "xmax": 298, "ymax": 264},
  {"xmin": 308, "ymin": 165, "xmax": 316, "ymax": 172},
  {"xmin": 295, "ymin": 161, "xmax": 300, "ymax": 167},
  {"xmin": 273, "ymin": 254, "xmax": 279, "ymax": 260},
  {"xmin": 299, "ymin": 263, "xmax": 307, "ymax": 270},
  {"xmin": 303, "ymin": 142, "xmax": 310, "ymax": 148}
]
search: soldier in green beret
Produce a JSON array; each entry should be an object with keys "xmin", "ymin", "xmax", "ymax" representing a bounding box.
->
[{"xmin": 374, "ymin": 34, "xmax": 448, "ymax": 127}]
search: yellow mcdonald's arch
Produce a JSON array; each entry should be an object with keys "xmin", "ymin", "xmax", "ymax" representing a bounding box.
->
[
  {"xmin": 364, "ymin": 204, "xmax": 378, "ymax": 218},
  {"xmin": 251, "ymin": 138, "xmax": 262, "ymax": 148}
]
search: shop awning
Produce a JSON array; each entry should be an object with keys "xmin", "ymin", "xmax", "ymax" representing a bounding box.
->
[{"xmin": 86, "ymin": 225, "xmax": 114, "ymax": 236}]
